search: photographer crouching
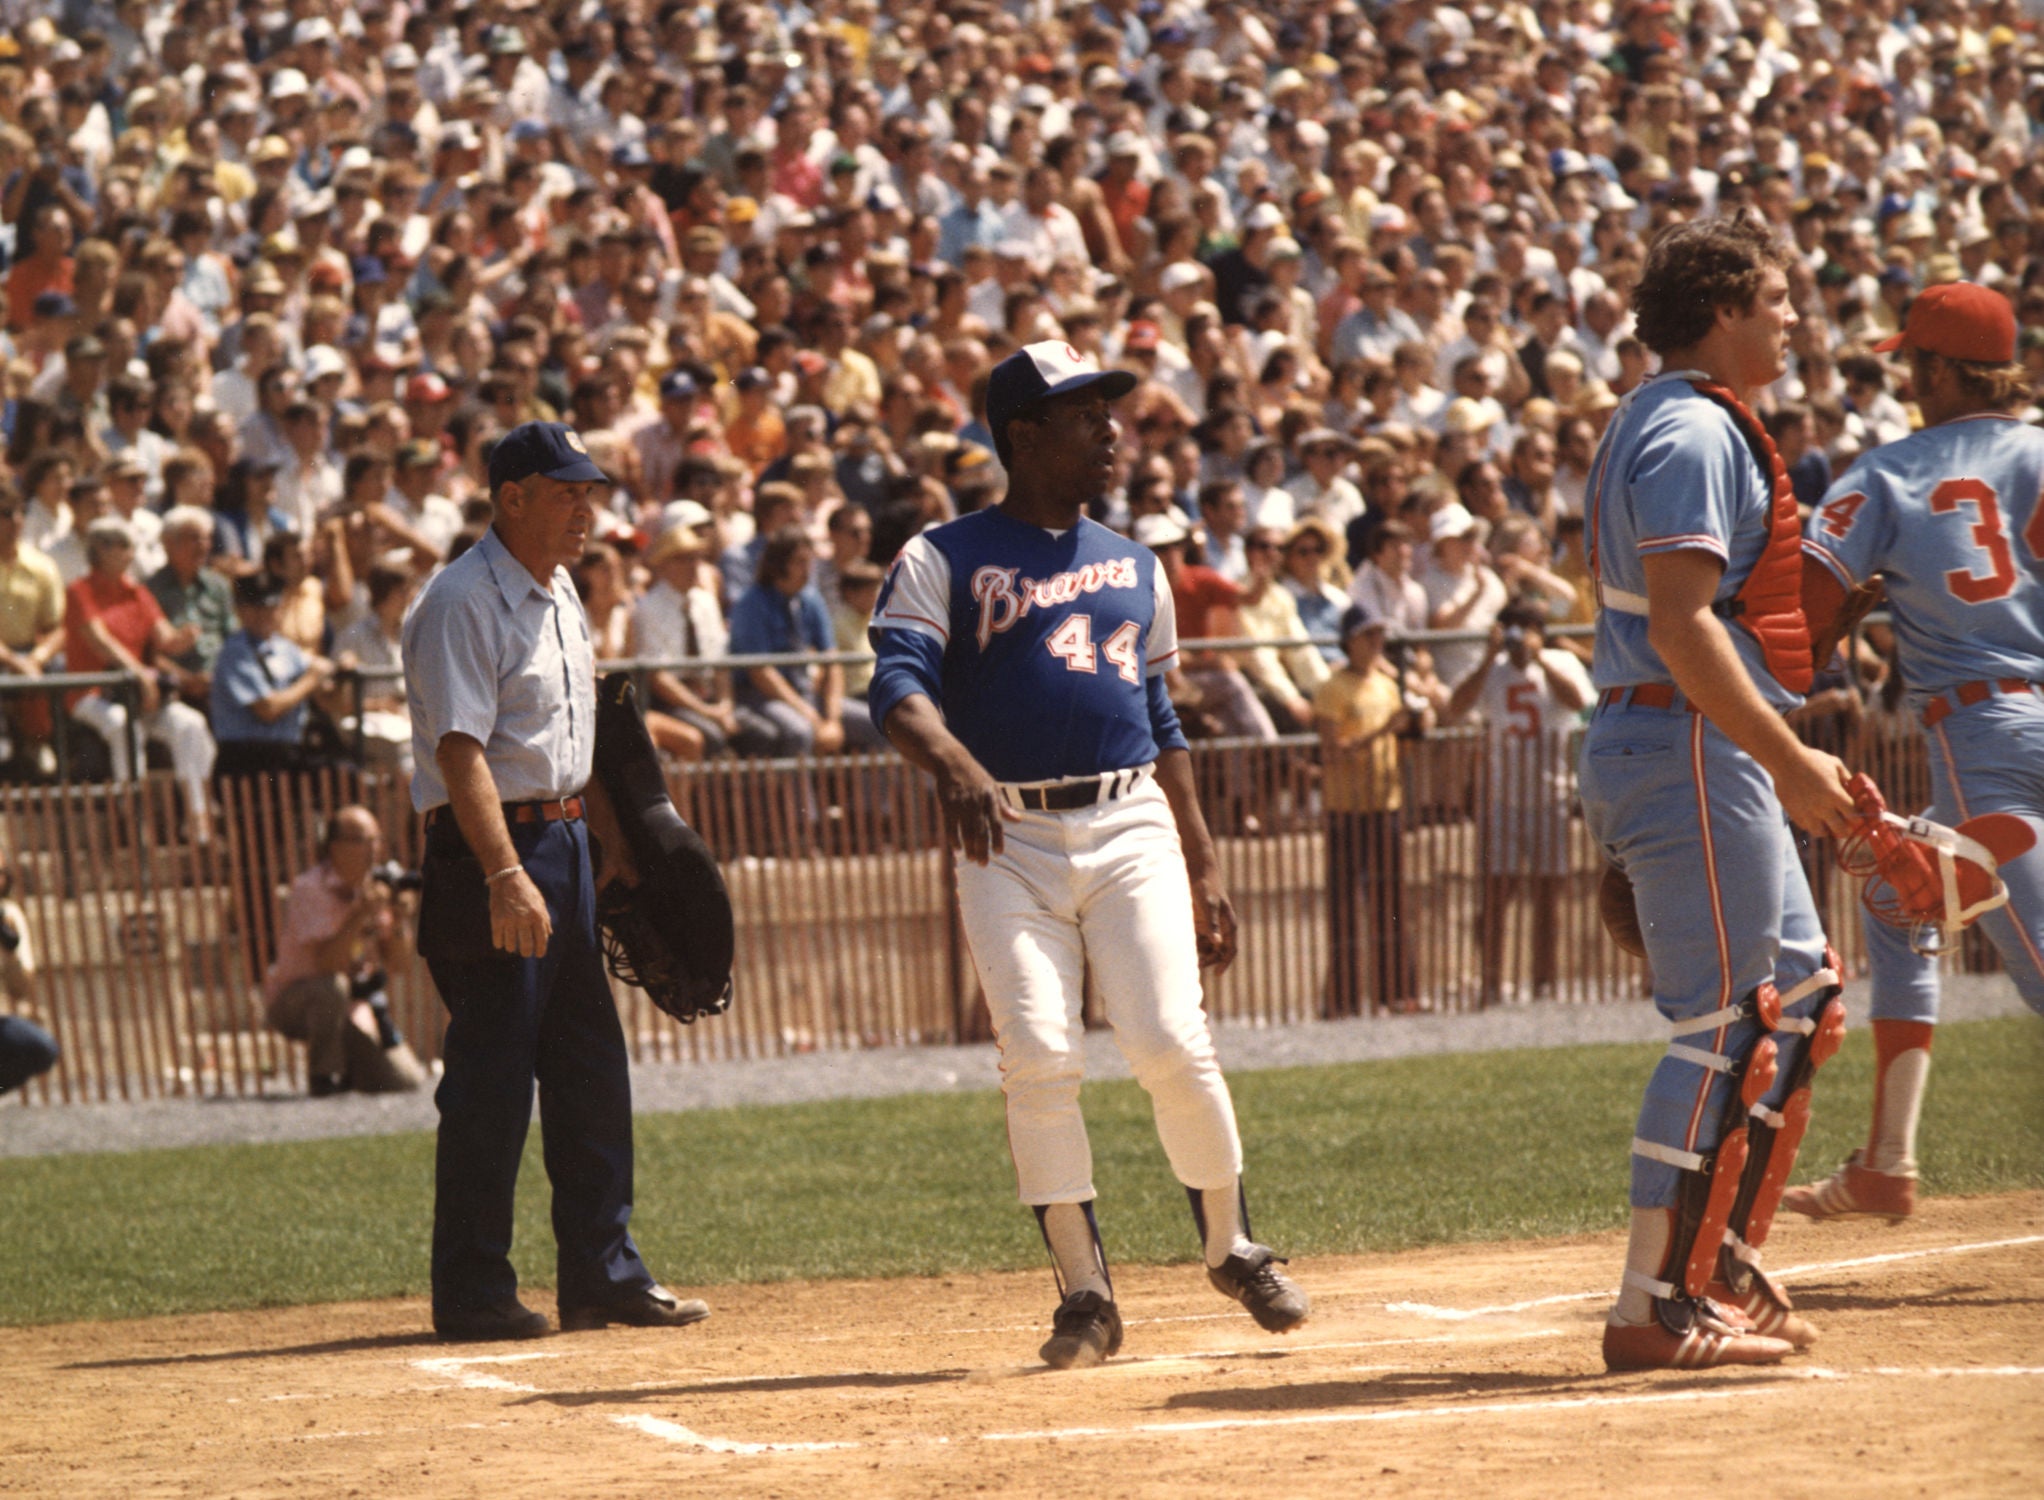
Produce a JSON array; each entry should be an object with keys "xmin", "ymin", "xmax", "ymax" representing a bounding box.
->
[{"xmin": 263, "ymin": 805, "xmax": 428, "ymax": 1097}]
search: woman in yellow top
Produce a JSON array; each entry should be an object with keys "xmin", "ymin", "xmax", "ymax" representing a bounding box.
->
[{"xmin": 1313, "ymin": 602, "xmax": 1434, "ymax": 1015}]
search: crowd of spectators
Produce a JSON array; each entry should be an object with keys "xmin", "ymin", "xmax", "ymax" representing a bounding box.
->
[{"xmin": 0, "ymin": 0, "xmax": 2040, "ymax": 837}]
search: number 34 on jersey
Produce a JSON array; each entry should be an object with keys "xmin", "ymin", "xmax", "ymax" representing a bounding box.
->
[{"xmin": 1817, "ymin": 473, "xmax": 2044, "ymax": 605}]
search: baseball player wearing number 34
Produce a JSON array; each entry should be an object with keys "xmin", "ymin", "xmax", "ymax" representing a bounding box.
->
[
  {"xmin": 1792, "ymin": 283, "xmax": 2044, "ymax": 1227},
  {"xmin": 867, "ymin": 343, "xmax": 1309, "ymax": 1370}
]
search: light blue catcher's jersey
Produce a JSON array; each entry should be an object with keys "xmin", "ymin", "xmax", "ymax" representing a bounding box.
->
[
  {"xmin": 1587, "ymin": 375, "xmax": 1805, "ymax": 711},
  {"xmin": 1804, "ymin": 412, "xmax": 2044, "ymax": 700},
  {"xmin": 866, "ymin": 508, "xmax": 1187, "ymax": 783}
]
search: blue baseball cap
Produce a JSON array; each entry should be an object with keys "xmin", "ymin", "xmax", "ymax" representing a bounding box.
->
[
  {"xmin": 612, "ymin": 140, "xmax": 651, "ymax": 168},
  {"xmin": 659, "ymin": 369, "xmax": 698, "ymax": 400},
  {"xmin": 985, "ymin": 341, "xmax": 1137, "ymax": 463},
  {"xmin": 488, "ymin": 421, "xmax": 609, "ymax": 491}
]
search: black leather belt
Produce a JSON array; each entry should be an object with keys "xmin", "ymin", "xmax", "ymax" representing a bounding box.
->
[
  {"xmin": 1000, "ymin": 767, "xmax": 1150, "ymax": 813},
  {"xmin": 425, "ymin": 796, "xmax": 585, "ymax": 831}
]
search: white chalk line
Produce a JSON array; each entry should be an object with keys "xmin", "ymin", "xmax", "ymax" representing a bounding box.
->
[
  {"xmin": 410, "ymin": 1352, "xmax": 563, "ymax": 1393},
  {"xmin": 611, "ymin": 1413, "xmax": 856, "ymax": 1454},
  {"xmin": 1388, "ymin": 1233, "xmax": 2044, "ymax": 1321}
]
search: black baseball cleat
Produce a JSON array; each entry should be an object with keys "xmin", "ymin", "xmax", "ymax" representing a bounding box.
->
[
  {"xmin": 433, "ymin": 1300, "xmax": 552, "ymax": 1342},
  {"xmin": 1208, "ymin": 1245, "xmax": 1311, "ymax": 1333},
  {"xmin": 558, "ymin": 1282, "xmax": 711, "ymax": 1331},
  {"xmin": 1039, "ymin": 1289, "xmax": 1124, "ymax": 1370}
]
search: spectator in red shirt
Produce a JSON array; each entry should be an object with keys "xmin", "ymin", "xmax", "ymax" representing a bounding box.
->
[
  {"xmin": 1135, "ymin": 510, "xmax": 1277, "ymax": 741},
  {"xmin": 64, "ymin": 517, "xmax": 217, "ymax": 843}
]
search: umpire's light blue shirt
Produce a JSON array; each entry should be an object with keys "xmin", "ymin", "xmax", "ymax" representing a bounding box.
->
[{"xmin": 403, "ymin": 525, "xmax": 595, "ymax": 813}]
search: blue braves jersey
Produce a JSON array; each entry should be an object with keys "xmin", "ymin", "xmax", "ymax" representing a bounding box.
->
[
  {"xmin": 1588, "ymin": 374, "xmax": 1805, "ymax": 711},
  {"xmin": 866, "ymin": 508, "xmax": 1187, "ymax": 782},
  {"xmin": 1804, "ymin": 412, "xmax": 2044, "ymax": 699}
]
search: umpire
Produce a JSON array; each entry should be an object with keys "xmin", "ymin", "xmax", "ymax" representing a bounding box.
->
[{"xmin": 405, "ymin": 421, "xmax": 709, "ymax": 1342}]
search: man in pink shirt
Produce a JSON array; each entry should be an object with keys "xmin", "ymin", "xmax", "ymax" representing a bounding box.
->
[{"xmin": 264, "ymin": 804, "xmax": 428, "ymax": 1096}]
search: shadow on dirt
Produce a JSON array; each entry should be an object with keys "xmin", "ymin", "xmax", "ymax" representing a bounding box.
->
[
  {"xmin": 526, "ymin": 1368, "xmax": 970, "ymax": 1405},
  {"xmin": 64, "ymin": 1330, "xmax": 443, "ymax": 1369},
  {"xmin": 1784, "ymin": 1281, "xmax": 2036, "ymax": 1313},
  {"xmin": 1162, "ymin": 1366, "xmax": 1811, "ymax": 1413}
]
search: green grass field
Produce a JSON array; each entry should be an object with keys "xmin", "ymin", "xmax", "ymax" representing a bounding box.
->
[{"xmin": 1, "ymin": 1017, "xmax": 2038, "ymax": 1328}]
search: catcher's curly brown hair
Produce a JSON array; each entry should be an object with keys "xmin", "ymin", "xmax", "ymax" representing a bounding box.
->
[{"xmin": 1632, "ymin": 215, "xmax": 1793, "ymax": 357}]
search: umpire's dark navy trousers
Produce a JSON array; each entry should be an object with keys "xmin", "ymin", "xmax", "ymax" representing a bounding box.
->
[{"xmin": 423, "ymin": 814, "xmax": 650, "ymax": 1318}]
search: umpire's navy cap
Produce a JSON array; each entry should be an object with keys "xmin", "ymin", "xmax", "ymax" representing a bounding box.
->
[
  {"xmin": 488, "ymin": 421, "xmax": 609, "ymax": 491},
  {"xmin": 986, "ymin": 341, "xmax": 1137, "ymax": 461}
]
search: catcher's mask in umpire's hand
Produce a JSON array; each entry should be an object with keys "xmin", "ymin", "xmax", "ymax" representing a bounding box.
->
[{"xmin": 591, "ymin": 673, "xmax": 736, "ymax": 1021}]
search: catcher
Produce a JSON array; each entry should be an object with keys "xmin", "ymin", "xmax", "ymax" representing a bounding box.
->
[{"xmin": 406, "ymin": 421, "xmax": 727, "ymax": 1343}]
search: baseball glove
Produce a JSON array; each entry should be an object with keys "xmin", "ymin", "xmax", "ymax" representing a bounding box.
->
[
  {"xmin": 1597, "ymin": 862, "xmax": 1649, "ymax": 960},
  {"xmin": 1810, "ymin": 578, "xmax": 1884, "ymax": 673},
  {"xmin": 590, "ymin": 674, "xmax": 735, "ymax": 1023}
]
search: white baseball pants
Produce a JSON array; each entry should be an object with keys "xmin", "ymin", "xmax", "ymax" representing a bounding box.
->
[{"xmin": 955, "ymin": 780, "xmax": 1243, "ymax": 1205}]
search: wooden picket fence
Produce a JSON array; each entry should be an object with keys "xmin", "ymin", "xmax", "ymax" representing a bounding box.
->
[{"xmin": 0, "ymin": 711, "xmax": 2000, "ymax": 1105}]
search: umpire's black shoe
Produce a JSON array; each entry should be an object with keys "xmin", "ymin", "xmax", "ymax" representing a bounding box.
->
[
  {"xmin": 558, "ymin": 1282, "xmax": 711, "ymax": 1332},
  {"xmin": 1039, "ymin": 1289, "xmax": 1124, "ymax": 1370},
  {"xmin": 1208, "ymin": 1245, "xmax": 1311, "ymax": 1333},
  {"xmin": 433, "ymin": 1300, "xmax": 551, "ymax": 1342}
]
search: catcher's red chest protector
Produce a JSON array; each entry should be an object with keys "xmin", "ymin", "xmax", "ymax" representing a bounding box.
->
[{"xmin": 1685, "ymin": 379, "xmax": 1814, "ymax": 696}]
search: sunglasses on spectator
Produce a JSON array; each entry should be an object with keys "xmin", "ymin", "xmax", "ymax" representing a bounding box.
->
[{"xmin": 1287, "ymin": 541, "xmax": 1327, "ymax": 556}]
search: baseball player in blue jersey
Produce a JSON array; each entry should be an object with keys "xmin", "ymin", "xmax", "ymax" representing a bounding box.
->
[
  {"xmin": 867, "ymin": 342, "xmax": 1309, "ymax": 1370},
  {"xmin": 1790, "ymin": 283, "xmax": 2044, "ymax": 1226},
  {"xmin": 1578, "ymin": 217, "xmax": 1861, "ymax": 1372}
]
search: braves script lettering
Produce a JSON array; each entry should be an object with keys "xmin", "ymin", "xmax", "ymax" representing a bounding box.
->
[{"xmin": 971, "ymin": 559, "xmax": 1140, "ymax": 648}]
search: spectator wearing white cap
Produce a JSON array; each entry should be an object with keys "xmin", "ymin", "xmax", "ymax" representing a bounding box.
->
[
  {"xmin": 1416, "ymin": 502, "xmax": 1505, "ymax": 687},
  {"xmin": 1208, "ymin": 200, "xmax": 1287, "ymax": 327}
]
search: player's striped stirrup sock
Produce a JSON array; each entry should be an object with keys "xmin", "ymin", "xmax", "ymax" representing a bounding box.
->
[
  {"xmin": 1866, "ymin": 1020, "xmax": 1934, "ymax": 1173},
  {"xmin": 1188, "ymin": 1182, "xmax": 1256, "ymax": 1269},
  {"xmin": 1035, "ymin": 1201, "xmax": 1112, "ymax": 1300}
]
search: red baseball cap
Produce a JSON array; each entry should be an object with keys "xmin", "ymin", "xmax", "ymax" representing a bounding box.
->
[
  {"xmin": 1873, "ymin": 281, "xmax": 2016, "ymax": 362},
  {"xmin": 405, "ymin": 372, "xmax": 452, "ymax": 403}
]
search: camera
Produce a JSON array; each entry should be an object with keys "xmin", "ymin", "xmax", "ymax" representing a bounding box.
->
[
  {"xmin": 370, "ymin": 859, "xmax": 424, "ymax": 895},
  {"xmin": 0, "ymin": 918, "xmax": 18, "ymax": 954}
]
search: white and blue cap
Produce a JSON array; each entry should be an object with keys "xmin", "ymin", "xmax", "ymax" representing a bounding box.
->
[{"xmin": 985, "ymin": 340, "xmax": 1136, "ymax": 465}]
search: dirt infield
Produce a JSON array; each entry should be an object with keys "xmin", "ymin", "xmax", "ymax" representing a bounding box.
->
[{"xmin": 4, "ymin": 1193, "xmax": 2038, "ymax": 1500}]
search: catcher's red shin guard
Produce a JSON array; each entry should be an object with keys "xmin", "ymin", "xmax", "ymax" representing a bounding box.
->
[
  {"xmin": 1630, "ymin": 985, "xmax": 1786, "ymax": 1305},
  {"xmin": 1707, "ymin": 963, "xmax": 1847, "ymax": 1348}
]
